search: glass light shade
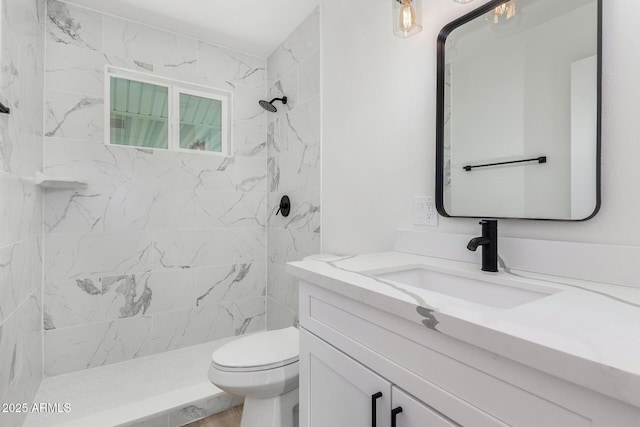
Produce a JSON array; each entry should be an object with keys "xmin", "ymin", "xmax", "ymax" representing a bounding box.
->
[
  {"xmin": 492, "ymin": 1, "xmax": 517, "ymax": 24},
  {"xmin": 452, "ymin": 0, "xmax": 475, "ymax": 3},
  {"xmin": 393, "ymin": 0, "xmax": 423, "ymax": 38}
]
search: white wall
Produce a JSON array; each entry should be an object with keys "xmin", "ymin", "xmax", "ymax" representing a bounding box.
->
[{"xmin": 321, "ymin": 0, "xmax": 640, "ymax": 255}]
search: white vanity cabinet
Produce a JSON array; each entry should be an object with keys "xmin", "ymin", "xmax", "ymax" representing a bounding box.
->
[
  {"xmin": 301, "ymin": 329, "xmax": 391, "ymax": 427},
  {"xmin": 297, "ymin": 281, "xmax": 640, "ymax": 427},
  {"xmin": 301, "ymin": 329, "xmax": 469, "ymax": 427},
  {"xmin": 391, "ymin": 387, "xmax": 460, "ymax": 427}
]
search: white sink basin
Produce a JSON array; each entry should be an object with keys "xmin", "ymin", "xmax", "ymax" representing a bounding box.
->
[{"xmin": 369, "ymin": 266, "xmax": 560, "ymax": 309}]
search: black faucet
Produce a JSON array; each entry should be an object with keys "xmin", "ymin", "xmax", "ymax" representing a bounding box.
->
[{"xmin": 467, "ymin": 220, "xmax": 498, "ymax": 272}]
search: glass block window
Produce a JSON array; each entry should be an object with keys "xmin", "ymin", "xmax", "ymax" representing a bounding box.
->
[{"xmin": 107, "ymin": 69, "xmax": 231, "ymax": 155}]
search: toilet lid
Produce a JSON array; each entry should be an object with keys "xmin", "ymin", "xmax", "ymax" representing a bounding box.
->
[{"xmin": 211, "ymin": 327, "xmax": 299, "ymax": 372}]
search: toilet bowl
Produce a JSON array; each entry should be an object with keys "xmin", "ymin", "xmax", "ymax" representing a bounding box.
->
[{"xmin": 208, "ymin": 327, "xmax": 299, "ymax": 427}]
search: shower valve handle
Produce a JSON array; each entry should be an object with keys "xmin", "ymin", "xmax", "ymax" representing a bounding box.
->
[{"xmin": 276, "ymin": 195, "xmax": 291, "ymax": 217}]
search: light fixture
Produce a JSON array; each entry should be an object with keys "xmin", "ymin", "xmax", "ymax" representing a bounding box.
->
[
  {"xmin": 393, "ymin": 0, "xmax": 423, "ymax": 38},
  {"xmin": 492, "ymin": 1, "xmax": 517, "ymax": 24},
  {"xmin": 452, "ymin": 0, "xmax": 475, "ymax": 3}
]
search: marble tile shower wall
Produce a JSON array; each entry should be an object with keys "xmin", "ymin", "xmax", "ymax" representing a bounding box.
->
[
  {"xmin": 0, "ymin": 0, "xmax": 45, "ymax": 424},
  {"xmin": 43, "ymin": 0, "xmax": 269, "ymax": 376},
  {"xmin": 266, "ymin": 8, "xmax": 321, "ymax": 329}
]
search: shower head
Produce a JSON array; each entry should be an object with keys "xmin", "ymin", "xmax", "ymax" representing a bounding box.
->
[{"xmin": 259, "ymin": 96, "xmax": 288, "ymax": 113}]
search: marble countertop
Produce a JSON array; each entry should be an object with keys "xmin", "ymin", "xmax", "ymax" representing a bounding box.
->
[{"xmin": 287, "ymin": 252, "xmax": 640, "ymax": 409}]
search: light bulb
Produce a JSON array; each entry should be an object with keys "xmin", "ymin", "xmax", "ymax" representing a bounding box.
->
[
  {"xmin": 506, "ymin": 2, "xmax": 516, "ymax": 19},
  {"xmin": 399, "ymin": 0, "xmax": 416, "ymax": 33},
  {"xmin": 493, "ymin": 1, "xmax": 517, "ymax": 24},
  {"xmin": 392, "ymin": 0, "xmax": 422, "ymax": 38}
]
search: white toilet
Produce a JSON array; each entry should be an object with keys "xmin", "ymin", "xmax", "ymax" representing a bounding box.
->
[{"xmin": 208, "ymin": 327, "xmax": 299, "ymax": 427}]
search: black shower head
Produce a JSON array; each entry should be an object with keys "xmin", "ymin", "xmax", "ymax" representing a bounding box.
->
[{"xmin": 259, "ymin": 96, "xmax": 288, "ymax": 113}]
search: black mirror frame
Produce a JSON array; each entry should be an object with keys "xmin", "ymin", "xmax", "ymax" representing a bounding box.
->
[{"xmin": 435, "ymin": 0, "xmax": 602, "ymax": 222}]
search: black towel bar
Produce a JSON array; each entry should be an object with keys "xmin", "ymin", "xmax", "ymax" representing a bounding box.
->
[{"xmin": 463, "ymin": 156, "xmax": 547, "ymax": 172}]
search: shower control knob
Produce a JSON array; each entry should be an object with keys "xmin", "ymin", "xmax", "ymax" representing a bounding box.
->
[{"xmin": 276, "ymin": 195, "xmax": 291, "ymax": 217}]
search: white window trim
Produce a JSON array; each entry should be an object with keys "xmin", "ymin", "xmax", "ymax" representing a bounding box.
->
[
  {"xmin": 172, "ymin": 86, "xmax": 229, "ymax": 156},
  {"xmin": 104, "ymin": 66, "xmax": 233, "ymax": 157}
]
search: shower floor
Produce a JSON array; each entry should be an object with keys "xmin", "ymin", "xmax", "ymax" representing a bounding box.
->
[{"xmin": 24, "ymin": 335, "xmax": 246, "ymax": 427}]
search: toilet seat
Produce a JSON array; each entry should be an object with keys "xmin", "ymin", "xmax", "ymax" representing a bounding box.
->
[
  {"xmin": 208, "ymin": 327, "xmax": 300, "ymax": 427},
  {"xmin": 210, "ymin": 327, "xmax": 299, "ymax": 372},
  {"xmin": 212, "ymin": 358, "xmax": 298, "ymax": 372}
]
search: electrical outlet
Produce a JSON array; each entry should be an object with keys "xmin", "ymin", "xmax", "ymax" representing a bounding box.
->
[{"xmin": 414, "ymin": 196, "xmax": 438, "ymax": 226}]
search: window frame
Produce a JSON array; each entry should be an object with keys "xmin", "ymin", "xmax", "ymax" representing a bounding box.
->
[
  {"xmin": 173, "ymin": 86, "xmax": 229, "ymax": 156},
  {"xmin": 105, "ymin": 66, "xmax": 233, "ymax": 157}
]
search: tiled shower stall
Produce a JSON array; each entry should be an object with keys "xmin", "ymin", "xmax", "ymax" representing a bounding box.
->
[{"xmin": 0, "ymin": 0, "xmax": 320, "ymax": 422}]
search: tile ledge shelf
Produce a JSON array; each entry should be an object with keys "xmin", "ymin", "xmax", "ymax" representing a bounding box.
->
[{"xmin": 34, "ymin": 172, "xmax": 88, "ymax": 189}]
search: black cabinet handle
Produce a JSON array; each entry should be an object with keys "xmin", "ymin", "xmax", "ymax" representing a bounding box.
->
[
  {"xmin": 391, "ymin": 406, "xmax": 403, "ymax": 427},
  {"xmin": 371, "ymin": 392, "xmax": 383, "ymax": 427}
]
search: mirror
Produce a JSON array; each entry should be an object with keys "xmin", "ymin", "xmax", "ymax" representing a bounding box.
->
[{"xmin": 436, "ymin": 0, "xmax": 601, "ymax": 220}]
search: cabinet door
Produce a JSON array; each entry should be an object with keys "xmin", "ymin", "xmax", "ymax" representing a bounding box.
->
[
  {"xmin": 300, "ymin": 328, "xmax": 392, "ymax": 427},
  {"xmin": 391, "ymin": 387, "xmax": 459, "ymax": 427}
]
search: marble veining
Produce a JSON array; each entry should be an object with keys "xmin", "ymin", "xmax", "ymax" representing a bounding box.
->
[
  {"xmin": 44, "ymin": 269, "xmax": 201, "ymax": 333},
  {"xmin": 234, "ymin": 122, "xmax": 266, "ymax": 158},
  {"xmin": 40, "ymin": 0, "xmax": 320, "ymax": 375},
  {"xmin": 267, "ymin": 9, "xmax": 320, "ymax": 81},
  {"xmin": 45, "ymin": 231, "xmax": 154, "ymax": 282},
  {"xmin": 264, "ymin": 8, "xmax": 320, "ymax": 331},
  {"xmin": 46, "ymin": 0, "xmax": 102, "ymax": 51},
  {"xmin": 195, "ymin": 192, "xmax": 266, "ymax": 229},
  {"xmin": 267, "ymin": 156, "xmax": 281, "ymax": 192},
  {"xmin": 45, "ymin": 190, "xmax": 105, "ymax": 233},
  {"xmin": 0, "ymin": 313, "xmax": 18, "ymax": 398},
  {"xmin": 0, "ymin": 0, "xmax": 44, "ymax": 420},
  {"xmin": 287, "ymin": 251, "xmax": 640, "ymax": 409},
  {"xmin": 0, "ymin": 226, "xmax": 42, "ymax": 324},
  {"xmin": 44, "ymin": 279, "xmax": 102, "ymax": 330},
  {"xmin": 415, "ymin": 306, "xmax": 440, "ymax": 331},
  {"xmin": 168, "ymin": 393, "xmax": 244, "ymax": 427},
  {"xmin": 267, "ymin": 263, "xmax": 298, "ymax": 311},
  {"xmin": 102, "ymin": 275, "xmax": 153, "ymax": 318},
  {"xmin": 267, "ymin": 298, "xmax": 298, "ymax": 330},
  {"xmin": 282, "ymin": 194, "xmax": 320, "ymax": 233},
  {"xmin": 233, "ymin": 298, "xmax": 266, "ymax": 335},
  {"xmin": 44, "ymin": 316, "xmax": 154, "ymax": 376},
  {"xmin": 325, "ymin": 255, "xmax": 433, "ymax": 310},
  {"xmin": 196, "ymin": 264, "xmax": 252, "ymax": 306},
  {"xmin": 197, "ymin": 41, "xmax": 265, "ymax": 88},
  {"xmin": 151, "ymin": 304, "xmax": 234, "ymax": 353},
  {"xmin": 77, "ymin": 278, "xmax": 100, "ymax": 295},
  {"xmin": 498, "ymin": 256, "xmax": 640, "ymax": 308},
  {"xmin": 45, "ymin": 91, "xmax": 103, "ymax": 139},
  {"xmin": 102, "ymin": 15, "xmax": 197, "ymax": 71},
  {"xmin": 0, "ymin": 30, "xmax": 20, "ymax": 122},
  {"xmin": 151, "ymin": 229, "xmax": 258, "ymax": 271},
  {"xmin": 0, "ymin": 176, "xmax": 42, "ymax": 247}
]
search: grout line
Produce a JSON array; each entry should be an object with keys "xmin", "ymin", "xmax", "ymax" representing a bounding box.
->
[{"xmin": 39, "ymin": 0, "xmax": 50, "ymax": 392}]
